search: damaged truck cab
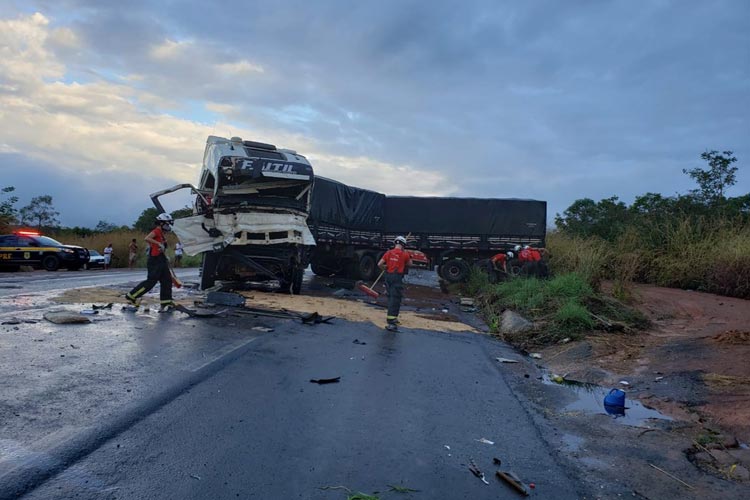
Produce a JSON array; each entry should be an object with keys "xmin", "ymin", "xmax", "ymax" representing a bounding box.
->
[{"xmin": 151, "ymin": 136, "xmax": 315, "ymax": 292}]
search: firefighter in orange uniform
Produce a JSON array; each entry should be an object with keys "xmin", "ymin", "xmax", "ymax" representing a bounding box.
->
[{"xmin": 377, "ymin": 236, "xmax": 412, "ymax": 331}]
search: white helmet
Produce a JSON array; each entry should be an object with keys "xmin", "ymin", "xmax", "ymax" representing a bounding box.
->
[
  {"xmin": 506, "ymin": 251, "xmax": 514, "ymax": 259},
  {"xmin": 394, "ymin": 235, "xmax": 407, "ymax": 246},
  {"xmin": 513, "ymin": 245, "xmax": 521, "ymax": 252},
  {"xmin": 523, "ymin": 245, "xmax": 531, "ymax": 249},
  {"xmin": 156, "ymin": 213, "xmax": 174, "ymax": 223}
]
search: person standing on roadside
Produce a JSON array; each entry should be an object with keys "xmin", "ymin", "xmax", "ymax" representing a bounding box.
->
[
  {"xmin": 174, "ymin": 241, "xmax": 184, "ymax": 267},
  {"xmin": 128, "ymin": 238, "xmax": 138, "ymax": 269},
  {"xmin": 103, "ymin": 243, "xmax": 113, "ymax": 270},
  {"xmin": 125, "ymin": 213, "xmax": 175, "ymax": 312},
  {"xmin": 377, "ymin": 235, "xmax": 412, "ymax": 331}
]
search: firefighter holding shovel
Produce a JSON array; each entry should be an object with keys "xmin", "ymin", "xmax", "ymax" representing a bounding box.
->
[
  {"xmin": 377, "ymin": 235, "xmax": 412, "ymax": 331},
  {"xmin": 125, "ymin": 213, "xmax": 177, "ymax": 312}
]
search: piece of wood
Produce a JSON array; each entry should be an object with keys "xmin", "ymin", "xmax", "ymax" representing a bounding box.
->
[
  {"xmin": 648, "ymin": 463, "xmax": 694, "ymax": 490},
  {"xmin": 496, "ymin": 471, "xmax": 529, "ymax": 496}
]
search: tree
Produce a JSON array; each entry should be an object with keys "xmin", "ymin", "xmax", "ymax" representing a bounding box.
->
[
  {"xmin": 0, "ymin": 186, "xmax": 18, "ymax": 231},
  {"xmin": 95, "ymin": 220, "xmax": 118, "ymax": 233},
  {"xmin": 683, "ymin": 150, "xmax": 738, "ymax": 205},
  {"xmin": 19, "ymin": 195, "xmax": 60, "ymax": 230},
  {"xmin": 133, "ymin": 207, "xmax": 159, "ymax": 233},
  {"xmin": 555, "ymin": 196, "xmax": 629, "ymax": 241},
  {"xmin": 170, "ymin": 206, "xmax": 194, "ymax": 219}
]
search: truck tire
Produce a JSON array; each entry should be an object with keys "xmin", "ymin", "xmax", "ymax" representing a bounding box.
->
[
  {"xmin": 200, "ymin": 252, "xmax": 219, "ymax": 290},
  {"xmin": 42, "ymin": 255, "xmax": 60, "ymax": 272},
  {"xmin": 310, "ymin": 260, "xmax": 332, "ymax": 276},
  {"xmin": 355, "ymin": 253, "xmax": 377, "ymax": 281},
  {"xmin": 440, "ymin": 259, "xmax": 469, "ymax": 283}
]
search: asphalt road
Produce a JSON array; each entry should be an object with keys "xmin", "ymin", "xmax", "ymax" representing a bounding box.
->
[{"xmin": 0, "ymin": 269, "xmax": 583, "ymax": 499}]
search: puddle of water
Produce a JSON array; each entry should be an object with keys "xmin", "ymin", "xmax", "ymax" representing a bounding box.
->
[{"xmin": 543, "ymin": 375, "xmax": 672, "ymax": 427}]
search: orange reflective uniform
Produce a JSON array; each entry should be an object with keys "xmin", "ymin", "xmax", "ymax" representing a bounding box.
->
[{"xmin": 382, "ymin": 247, "xmax": 410, "ymax": 274}]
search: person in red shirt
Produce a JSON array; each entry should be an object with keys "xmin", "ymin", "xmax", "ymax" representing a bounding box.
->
[
  {"xmin": 125, "ymin": 213, "xmax": 176, "ymax": 311},
  {"xmin": 519, "ymin": 245, "xmax": 548, "ymax": 278},
  {"xmin": 490, "ymin": 251, "xmax": 511, "ymax": 273},
  {"xmin": 377, "ymin": 235, "xmax": 412, "ymax": 331}
]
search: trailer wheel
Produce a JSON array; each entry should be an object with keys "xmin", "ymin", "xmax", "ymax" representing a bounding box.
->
[
  {"xmin": 200, "ymin": 252, "xmax": 218, "ymax": 290},
  {"xmin": 440, "ymin": 259, "xmax": 469, "ymax": 283},
  {"xmin": 356, "ymin": 253, "xmax": 377, "ymax": 281}
]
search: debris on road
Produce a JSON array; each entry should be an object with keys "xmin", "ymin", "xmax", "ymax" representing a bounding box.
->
[
  {"xmin": 529, "ymin": 353, "xmax": 542, "ymax": 359},
  {"xmin": 122, "ymin": 305, "xmax": 138, "ymax": 313},
  {"xmin": 251, "ymin": 326, "xmax": 274, "ymax": 333},
  {"xmin": 352, "ymin": 339, "xmax": 367, "ymax": 345},
  {"xmin": 206, "ymin": 291, "xmax": 246, "ymax": 307},
  {"xmin": 1, "ymin": 318, "xmax": 22, "ymax": 325},
  {"xmin": 174, "ymin": 304, "xmax": 227, "ymax": 318},
  {"xmin": 310, "ymin": 377, "xmax": 341, "ymax": 384},
  {"xmin": 495, "ymin": 357, "xmax": 520, "ymax": 363},
  {"xmin": 387, "ymin": 484, "xmax": 420, "ymax": 493},
  {"xmin": 459, "ymin": 297, "xmax": 475, "ymax": 306},
  {"xmin": 476, "ymin": 437, "xmax": 495, "ymax": 445},
  {"xmin": 91, "ymin": 303, "xmax": 113, "ymax": 310},
  {"xmin": 468, "ymin": 458, "xmax": 489, "ymax": 485},
  {"xmin": 648, "ymin": 463, "xmax": 694, "ymax": 490},
  {"xmin": 189, "ymin": 474, "xmax": 202, "ymax": 481},
  {"xmin": 301, "ymin": 312, "xmax": 335, "ymax": 324},
  {"xmin": 43, "ymin": 311, "xmax": 92, "ymax": 324},
  {"xmin": 80, "ymin": 309, "xmax": 99, "ymax": 315},
  {"xmin": 619, "ymin": 380, "xmax": 630, "ymax": 386},
  {"xmin": 493, "ymin": 457, "xmax": 502, "ymax": 465},
  {"xmin": 444, "ymin": 445, "xmax": 451, "ymax": 450},
  {"xmin": 496, "ymin": 470, "xmax": 530, "ymax": 496}
]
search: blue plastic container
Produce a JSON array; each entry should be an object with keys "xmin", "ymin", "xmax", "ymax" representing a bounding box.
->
[{"xmin": 603, "ymin": 388, "xmax": 626, "ymax": 407}]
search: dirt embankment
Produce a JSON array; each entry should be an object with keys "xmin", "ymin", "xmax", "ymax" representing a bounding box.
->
[{"xmin": 543, "ymin": 283, "xmax": 750, "ymax": 443}]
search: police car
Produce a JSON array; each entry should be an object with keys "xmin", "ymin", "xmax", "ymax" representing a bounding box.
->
[{"xmin": 0, "ymin": 231, "xmax": 90, "ymax": 272}]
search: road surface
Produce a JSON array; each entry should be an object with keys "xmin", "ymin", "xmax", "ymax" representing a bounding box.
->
[{"xmin": 0, "ymin": 269, "xmax": 583, "ymax": 499}]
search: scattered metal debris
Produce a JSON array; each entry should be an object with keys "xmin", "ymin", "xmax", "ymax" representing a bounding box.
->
[
  {"xmin": 174, "ymin": 304, "xmax": 228, "ymax": 318},
  {"xmin": 301, "ymin": 312, "xmax": 335, "ymax": 324},
  {"xmin": 310, "ymin": 377, "xmax": 341, "ymax": 384},
  {"xmin": 496, "ymin": 470, "xmax": 530, "ymax": 496},
  {"xmin": 206, "ymin": 291, "xmax": 246, "ymax": 307},
  {"xmin": 468, "ymin": 458, "xmax": 489, "ymax": 485},
  {"xmin": 91, "ymin": 303, "xmax": 114, "ymax": 310}
]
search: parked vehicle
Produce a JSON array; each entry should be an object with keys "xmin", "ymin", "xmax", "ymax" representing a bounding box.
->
[
  {"xmin": 308, "ymin": 177, "xmax": 546, "ymax": 283},
  {"xmin": 151, "ymin": 136, "xmax": 315, "ymax": 292},
  {"xmin": 0, "ymin": 230, "xmax": 89, "ymax": 272},
  {"xmin": 85, "ymin": 249, "xmax": 106, "ymax": 269}
]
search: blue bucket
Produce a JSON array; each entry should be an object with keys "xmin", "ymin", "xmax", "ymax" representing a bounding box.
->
[{"xmin": 603, "ymin": 388, "xmax": 626, "ymax": 407}]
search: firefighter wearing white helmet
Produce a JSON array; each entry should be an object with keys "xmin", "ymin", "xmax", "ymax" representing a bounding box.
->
[
  {"xmin": 377, "ymin": 236, "xmax": 412, "ymax": 331},
  {"xmin": 126, "ymin": 212, "xmax": 176, "ymax": 311}
]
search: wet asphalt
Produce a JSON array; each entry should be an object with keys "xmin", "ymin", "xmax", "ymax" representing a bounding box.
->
[{"xmin": 0, "ymin": 269, "xmax": 583, "ymax": 499}]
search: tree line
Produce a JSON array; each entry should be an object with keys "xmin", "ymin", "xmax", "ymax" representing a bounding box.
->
[
  {"xmin": 555, "ymin": 150, "xmax": 747, "ymax": 241},
  {"xmin": 0, "ymin": 189, "xmax": 192, "ymax": 236}
]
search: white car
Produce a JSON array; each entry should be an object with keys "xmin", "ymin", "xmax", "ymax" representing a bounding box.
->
[{"xmin": 85, "ymin": 249, "xmax": 106, "ymax": 269}]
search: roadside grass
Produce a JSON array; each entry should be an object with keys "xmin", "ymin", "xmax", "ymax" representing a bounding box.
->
[
  {"xmin": 547, "ymin": 215, "xmax": 750, "ymax": 299},
  {"xmin": 50, "ymin": 229, "xmax": 201, "ymax": 268},
  {"xmin": 469, "ymin": 269, "xmax": 647, "ymax": 346}
]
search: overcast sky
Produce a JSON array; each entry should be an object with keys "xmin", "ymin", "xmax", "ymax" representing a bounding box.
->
[{"xmin": 0, "ymin": 0, "xmax": 747, "ymax": 228}]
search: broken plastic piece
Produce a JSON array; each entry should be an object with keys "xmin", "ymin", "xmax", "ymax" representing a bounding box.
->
[
  {"xmin": 310, "ymin": 377, "xmax": 341, "ymax": 384},
  {"xmin": 496, "ymin": 357, "xmax": 519, "ymax": 363},
  {"xmin": 619, "ymin": 380, "xmax": 630, "ymax": 386},
  {"xmin": 529, "ymin": 353, "xmax": 542, "ymax": 359},
  {"xmin": 251, "ymin": 326, "xmax": 274, "ymax": 332},
  {"xmin": 80, "ymin": 309, "xmax": 99, "ymax": 315},
  {"xmin": 476, "ymin": 438, "xmax": 494, "ymax": 445}
]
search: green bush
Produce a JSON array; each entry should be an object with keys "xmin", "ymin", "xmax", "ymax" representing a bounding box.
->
[{"xmin": 554, "ymin": 300, "xmax": 595, "ymax": 331}]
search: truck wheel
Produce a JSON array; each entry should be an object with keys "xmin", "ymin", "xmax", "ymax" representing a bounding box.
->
[
  {"xmin": 200, "ymin": 252, "xmax": 218, "ymax": 290},
  {"xmin": 42, "ymin": 255, "xmax": 60, "ymax": 272},
  {"xmin": 356, "ymin": 253, "xmax": 377, "ymax": 281},
  {"xmin": 440, "ymin": 259, "xmax": 469, "ymax": 283},
  {"xmin": 310, "ymin": 260, "xmax": 332, "ymax": 276}
]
